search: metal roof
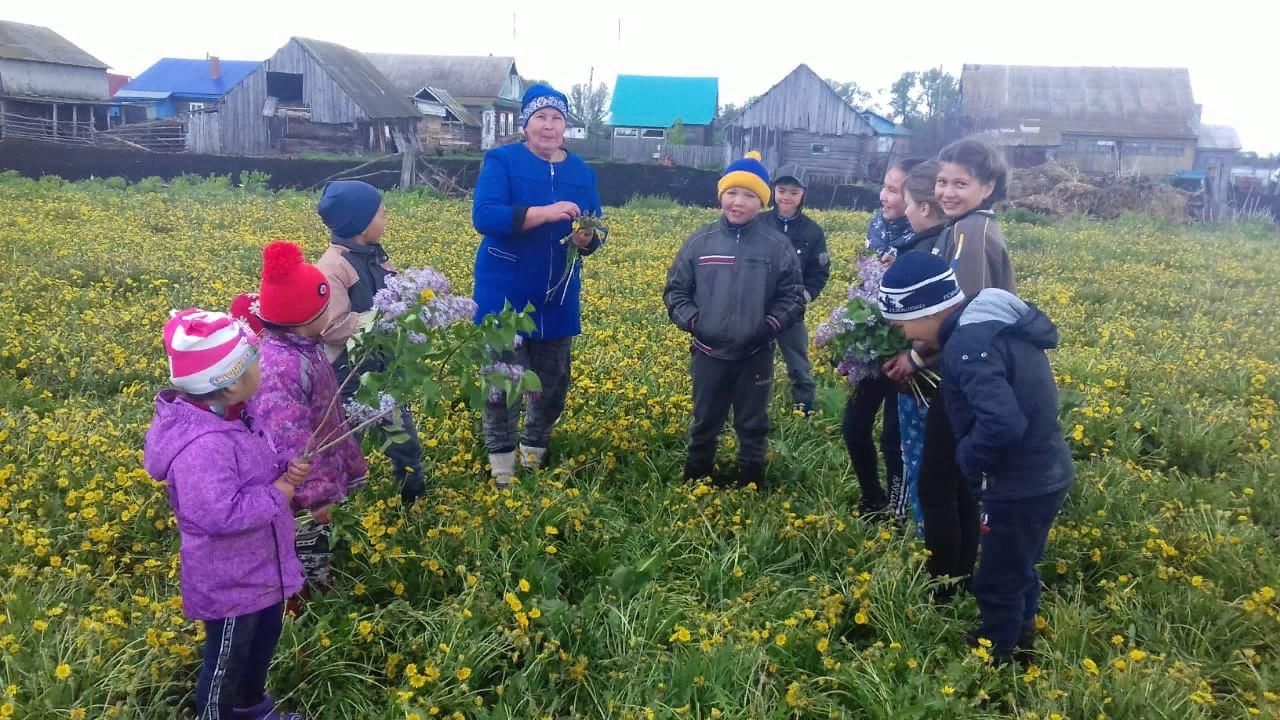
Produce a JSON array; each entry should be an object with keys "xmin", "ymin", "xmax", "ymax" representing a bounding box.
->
[
  {"xmin": 609, "ymin": 75, "xmax": 718, "ymax": 127},
  {"xmin": 293, "ymin": 37, "xmax": 420, "ymax": 120},
  {"xmin": 120, "ymin": 58, "xmax": 260, "ymax": 99},
  {"xmin": 414, "ymin": 86, "xmax": 479, "ymax": 126},
  {"xmin": 0, "ymin": 20, "xmax": 106, "ymax": 69},
  {"xmin": 1197, "ymin": 124, "xmax": 1241, "ymax": 151},
  {"xmin": 367, "ymin": 53, "xmax": 518, "ymax": 102},
  {"xmin": 861, "ymin": 110, "xmax": 911, "ymax": 136},
  {"xmin": 961, "ymin": 64, "xmax": 1198, "ymax": 139}
]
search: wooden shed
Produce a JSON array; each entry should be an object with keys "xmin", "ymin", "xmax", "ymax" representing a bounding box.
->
[
  {"xmin": 1193, "ymin": 124, "xmax": 1242, "ymax": 220},
  {"xmin": 725, "ymin": 64, "xmax": 874, "ymax": 184},
  {"xmin": 191, "ymin": 37, "xmax": 420, "ymax": 157},
  {"xmin": 366, "ymin": 54, "xmax": 521, "ymax": 150},
  {"xmin": 0, "ymin": 20, "xmax": 111, "ymax": 142},
  {"xmin": 960, "ymin": 64, "xmax": 1201, "ymax": 175}
]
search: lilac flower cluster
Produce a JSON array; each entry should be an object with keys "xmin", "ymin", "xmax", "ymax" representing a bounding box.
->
[
  {"xmin": 371, "ymin": 267, "xmax": 476, "ymax": 331},
  {"xmin": 344, "ymin": 391, "xmax": 398, "ymax": 426},
  {"xmin": 483, "ymin": 361, "xmax": 528, "ymax": 402},
  {"xmin": 421, "ymin": 294, "xmax": 478, "ymax": 330},
  {"xmin": 850, "ymin": 255, "xmax": 887, "ymax": 303}
]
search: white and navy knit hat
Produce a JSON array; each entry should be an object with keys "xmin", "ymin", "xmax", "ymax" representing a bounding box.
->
[
  {"xmin": 520, "ymin": 85, "xmax": 569, "ymax": 128},
  {"xmin": 878, "ymin": 251, "xmax": 966, "ymax": 320}
]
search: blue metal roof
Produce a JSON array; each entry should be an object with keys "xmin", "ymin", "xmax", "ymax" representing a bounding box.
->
[
  {"xmin": 609, "ymin": 75, "xmax": 718, "ymax": 127},
  {"xmin": 118, "ymin": 58, "xmax": 260, "ymax": 100},
  {"xmin": 860, "ymin": 110, "xmax": 911, "ymax": 137}
]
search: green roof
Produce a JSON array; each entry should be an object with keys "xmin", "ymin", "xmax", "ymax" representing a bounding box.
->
[{"xmin": 609, "ymin": 75, "xmax": 718, "ymax": 127}]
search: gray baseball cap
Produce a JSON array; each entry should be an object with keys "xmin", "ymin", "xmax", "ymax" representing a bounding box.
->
[{"xmin": 774, "ymin": 163, "xmax": 809, "ymax": 188}]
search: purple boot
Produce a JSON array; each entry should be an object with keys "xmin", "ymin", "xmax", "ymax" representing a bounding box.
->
[{"xmin": 233, "ymin": 694, "xmax": 305, "ymax": 720}]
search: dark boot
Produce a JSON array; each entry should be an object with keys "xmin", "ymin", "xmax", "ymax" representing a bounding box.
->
[
  {"xmin": 736, "ymin": 462, "xmax": 765, "ymax": 489},
  {"xmin": 857, "ymin": 496, "xmax": 891, "ymax": 521},
  {"xmin": 683, "ymin": 459, "xmax": 714, "ymax": 483}
]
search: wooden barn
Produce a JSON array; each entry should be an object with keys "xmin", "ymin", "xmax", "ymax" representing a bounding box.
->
[
  {"xmin": 189, "ymin": 37, "xmax": 420, "ymax": 157},
  {"xmin": 366, "ymin": 54, "xmax": 521, "ymax": 150},
  {"xmin": 725, "ymin": 64, "xmax": 874, "ymax": 184},
  {"xmin": 0, "ymin": 20, "xmax": 111, "ymax": 142},
  {"xmin": 960, "ymin": 64, "xmax": 1201, "ymax": 175},
  {"xmin": 1193, "ymin": 124, "xmax": 1242, "ymax": 220}
]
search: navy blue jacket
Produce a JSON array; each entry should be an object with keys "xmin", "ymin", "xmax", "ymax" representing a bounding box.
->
[
  {"xmin": 939, "ymin": 289, "xmax": 1075, "ymax": 500},
  {"xmin": 471, "ymin": 143, "xmax": 603, "ymax": 339}
]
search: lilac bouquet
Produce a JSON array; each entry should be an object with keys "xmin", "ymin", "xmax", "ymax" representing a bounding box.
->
[
  {"xmin": 305, "ymin": 266, "xmax": 540, "ymax": 456},
  {"xmin": 815, "ymin": 256, "xmax": 940, "ymax": 403}
]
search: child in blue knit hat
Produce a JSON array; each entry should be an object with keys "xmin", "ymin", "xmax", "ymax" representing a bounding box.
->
[
  {"xmin": 878, "ymin": 251, "xmax": 1074, "ymax": 665},
  {"xmin": 315, "ymin": 180, "xmax": 427, "ymax": 507},
  {"xmin": 663, "ymin": 152, "xmax": 806, "ymax": 488}
]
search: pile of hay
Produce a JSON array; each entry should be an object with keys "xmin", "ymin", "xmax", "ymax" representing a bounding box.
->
[{"xmin": 1003, "ymin": 162, "xmax": 1191, "ymax": 223}]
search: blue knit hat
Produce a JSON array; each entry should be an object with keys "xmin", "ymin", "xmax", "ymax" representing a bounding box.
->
[
  {"xmin": 317, "ymin": 180, "xmax": 382, "ymax": 239},
  {"xmin": 520, "ymin": 85, "xmax": 569, "ymax": 128},
  {"xmin": 878, "ymin": 251, "xmax": 965, "ymax": 320},
  {"xmin": 719, "ymin": 151, "xmax": 772, "ymax": 205}
]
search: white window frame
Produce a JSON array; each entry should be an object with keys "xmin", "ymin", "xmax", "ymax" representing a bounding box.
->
[
  {"xmin": 614, "ymin": 127, "xmax": 639, "ymax": 138},
  {"xmin": 811, "ymin": 143, "xmax": 830, "ymax": 156},
  {"xmin": 641, "ymin": 128, "xmax": 666, "ymax": 140}
]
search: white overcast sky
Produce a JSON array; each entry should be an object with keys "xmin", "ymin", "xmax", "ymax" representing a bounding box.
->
[{"xmin": 9, "ymin": 0, "xmax": 1278, "ymax": 153}]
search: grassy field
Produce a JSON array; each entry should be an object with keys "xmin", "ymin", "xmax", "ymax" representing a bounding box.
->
[{"xmin": 0, "ymin": 172, "xmax": 1278, "ymax": 719}]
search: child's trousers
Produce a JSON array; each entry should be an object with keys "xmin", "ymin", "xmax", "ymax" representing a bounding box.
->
[
  {"xmin": 972, "ymin": 487, "xmax": 1069, "ymax": 653},
  {"xmin": 196, "ymin": 601, "xmax": 284, "ymax": 719},
  {"xmin": 688, "ymin": 347, "xmax": 773, "ymax": 466},
  {"xmin": 842, "ymin": 375, "xmax": 902, "ymax": 509}
]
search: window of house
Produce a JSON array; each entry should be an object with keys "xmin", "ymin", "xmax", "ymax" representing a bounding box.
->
[
  {"xmin": 811, "ymin": 143, "xmax": 830, "ymax": 155},
  {"xmin": 641, "ymin": 128, "xmax": 666, "ymax": 139},
  {"xmin": 614, "ymin": 127, "xmax": 639, "ymax": 138},
  {"xmin": 1126, "ymin": 142, "xmax": 1152, "ymax": 156},
  {"xmin": 187, "ymin": 102, "xmax": 206, "ymax": 112},
  {"xmin": 266, "ymin": 72, "xmax": 303, "ymax": 103},
  {"xmin": 1059, "ymin": 139, "xmax": 1078, "ymax": 152},
  {"xmin": 1157, "ymin": 144, "xmax": 1184, "ymax": 157}
]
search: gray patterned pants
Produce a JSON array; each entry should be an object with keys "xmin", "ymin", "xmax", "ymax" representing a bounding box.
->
[{"xmin": 483, "ymin": 336, "xmax": 574, "ymax": 453}]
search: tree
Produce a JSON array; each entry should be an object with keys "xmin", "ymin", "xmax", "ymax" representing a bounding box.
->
[
  {"xmin": 667, "ymin": 116, "xmax": 688, "ymax": 146},
  {"xmin": 825, "ymin": 78, "xmax": 872, "ymax": 108},
  {"xmin": 917, "ymin": 67, "xmax": 960, "ymax": 123},
  {"xmin": 569, "ymin": 81, "xmax": 610, "ymax": 137},
  {"xmin": 887, "ymin": 72, "xmax": 920, "ymax": 124}
]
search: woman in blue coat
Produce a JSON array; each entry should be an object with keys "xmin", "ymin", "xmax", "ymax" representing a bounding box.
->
[{"xmin": 472, "ymin": 84, "xmax": 604, "ymax": 488}]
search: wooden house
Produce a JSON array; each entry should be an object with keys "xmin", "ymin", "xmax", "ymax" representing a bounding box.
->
[
  {"xmin": 725, "ymin": 64, "xmax": 874, "ymax": 184},
  {"xmin": 1193, "ymin": 124, "xmax": 1242, "ymax": 219},
  {"xmin": 960, "ymin": 64, "xmax": 1200, "ymax": 175},
  {"xmin": 367, "ymin": 54, "xmax": 521, "ymax": 150},
  {"xmin": 0, "ymin": 20, "xmax": 111, "ymax": 141},
  {"xmin": 189, "ymin": 37, "xmax": 420, "ymax": 157},
  {"xmin": 608, "ymin": 75, "xmax": 718, "ymax": 163},
  {"xmin": 114, "ymin": 57, "xmax": 259, "ymax": 122}
]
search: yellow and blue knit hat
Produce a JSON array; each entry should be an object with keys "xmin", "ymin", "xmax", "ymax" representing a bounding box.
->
[{"xmin": 718, "ymin": 151, "xmax": 771, "ymax": 205}]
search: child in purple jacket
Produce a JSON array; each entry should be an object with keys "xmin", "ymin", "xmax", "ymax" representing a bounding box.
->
[
  {"xmin": 244, "ymin": 241, "xmax": 367, "ymax": 591},
  {"xmin": 144, "ymin": 308, "xmax": 308, "ymax": 720}
]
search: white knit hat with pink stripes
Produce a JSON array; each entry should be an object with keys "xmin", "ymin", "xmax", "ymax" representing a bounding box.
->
[{"xmin": 163, "ymin": 309, "xmax": 259, "ymax": 395}]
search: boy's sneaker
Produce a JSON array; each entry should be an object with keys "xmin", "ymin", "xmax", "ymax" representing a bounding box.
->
[
  {"xmin": 489, "ymin": 451, "xmax": 516, "ymax": 490},
  {"xmin": 233, "ymin": 694, "xmax": 305, "ymax": 720},
  {"xmin": 518, "ymin": 444, "xmax": 549, "ymax": 470},
  {"xmin": 857, "ymin": 496, "xmax": 891, "ymax": 521}
]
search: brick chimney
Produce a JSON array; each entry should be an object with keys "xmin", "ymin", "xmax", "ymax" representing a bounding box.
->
[{"xmin": 210, "ymin": 56, "xmax": 221, "ymax": 80}]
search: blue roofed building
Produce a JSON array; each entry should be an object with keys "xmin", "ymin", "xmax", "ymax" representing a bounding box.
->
[
  {"xmin": 114, "ymin": 57, "xmax": 259, "ymax": 121},
  {"xmin": 607, "ymin": 74, "xmax": 718, "ymax": 163}
]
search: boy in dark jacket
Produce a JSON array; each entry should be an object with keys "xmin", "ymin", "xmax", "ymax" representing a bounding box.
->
[
  {"xmin": 664, "ymin": 152, "xmax": 806, "ymax": 487},
  {"xmin": 763, "ymin": 164, "xmax": 829, "ymax": 413},
  {"xmin": 878, "ymin": 251, "xmax": 1074, "ymax": 662},
  {"xmin": 316, "ymin": 180, "xmax": 426, "ymax": 506}
]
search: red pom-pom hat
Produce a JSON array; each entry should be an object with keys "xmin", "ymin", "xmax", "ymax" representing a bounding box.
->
[{"xmin": 256, "ymin": 241, "xmax": 330, "ymax": 327}]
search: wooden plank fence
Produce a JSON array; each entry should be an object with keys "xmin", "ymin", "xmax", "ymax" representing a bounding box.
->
[{"xmin": 1, "ymin": 112, "xmax": 191, "ymax": 153}]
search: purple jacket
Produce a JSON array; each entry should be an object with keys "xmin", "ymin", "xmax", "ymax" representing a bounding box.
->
[
  {"xmin": 143, "ymin": 391, "xmax": 304, "ymax": 621},
  {"xmin": 248, "ymin": 332, "xmax": 367, "ymax": 511}
]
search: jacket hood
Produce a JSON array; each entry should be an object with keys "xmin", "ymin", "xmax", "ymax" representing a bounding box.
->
[
  {"xmin": 143, "ymin": 390, "xmax": 243, "ymax": 481},
  {"xmin": 955, "ymin": 288, "xmax": 1059, "ymax": 350}
]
